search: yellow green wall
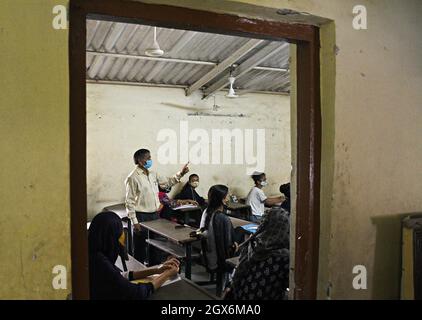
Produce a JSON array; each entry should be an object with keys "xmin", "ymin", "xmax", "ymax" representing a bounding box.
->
[
  {"xmin": 230, "ymin": 0, "xmax": 422, "ymax": 299},
  {"xmin": 1, "ymin": 0, "xmax": 422, "ymax": 299},
  {"xmin": 0, "ymin": 0, "xmax": 70, "ymax": 299}
]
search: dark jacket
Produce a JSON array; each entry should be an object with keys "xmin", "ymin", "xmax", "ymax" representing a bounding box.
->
[
  {"xmin": 89, "ymin": 252, "xmax": 154, "ymax": 300},
  {"xmin": 203, "ymin": 210, "xmax": 236, "ymax": 271},
  {"xmin": 88, "ymin": 211, "xmax": 154, "ymax": 300},
  {"xmin": 175, "ymin": 183, "xmax": 206, "ymax": 207}
]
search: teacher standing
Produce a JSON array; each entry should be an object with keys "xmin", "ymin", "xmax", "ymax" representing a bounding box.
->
[{"xmin": 125, "ymin": 148, "xmax": 189, "ymax": 264}]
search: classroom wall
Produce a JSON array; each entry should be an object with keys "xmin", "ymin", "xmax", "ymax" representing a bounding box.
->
[
  {"xmin": 228, "ymin": 0, "xmax": 422, "ymax": 299},
  {"xmin": 140, "ymin": 0, "xmax": 422, "ymax": 299},
  {"xmin": 86, "ymin": 84, "xmax": 291, "ymax": 219},
  {"xmin": 1, "ymin": 0, "xmax": 422, "ymax": 300}
]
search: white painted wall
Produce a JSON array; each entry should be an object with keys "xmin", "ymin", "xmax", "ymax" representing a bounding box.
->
[{"xmin": 87, "ymin": 83, "xmax": 291, "ymax": 218}]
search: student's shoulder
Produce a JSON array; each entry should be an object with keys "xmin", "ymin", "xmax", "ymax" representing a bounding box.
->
[
  {"xmin": 246, "ymin": 186, "xmax": 256, "ymax": 196},
  {"xmin": 215, "ymin": 211, "xmax": 230, "ymax": 222},
  {"xmin": 250, "ymin": 186, "xmax": 264, "ymax": 196},
  {"xmin": 254, "ymin": 186, "xmax": 265, "ymax": 195}
]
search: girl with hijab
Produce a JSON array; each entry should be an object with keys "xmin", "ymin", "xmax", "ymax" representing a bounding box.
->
[
  {"xmin": 88, "ymin": 211, "xmax": 180, "ymax": 300},
  {"xmin": 223, "ymin": 206, "xmax": 290, "ymax": 300}
]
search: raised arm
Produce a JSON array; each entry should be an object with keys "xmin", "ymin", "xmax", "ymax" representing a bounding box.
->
[
  {"xmin": 264, "ymin": 194, "xmax": 286, "ymax": 207},
  {"xmin": 157, "ymin": 162, "xmax": 190, "ymax": 189}
]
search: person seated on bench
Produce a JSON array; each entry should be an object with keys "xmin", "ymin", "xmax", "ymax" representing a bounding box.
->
[
  {"xmin": 89, "ymin": 211, "xmax": 180, "ymax": 300},
  {"xmin": 158, "ymin": 185, "xmax": 198, "ymax": 221},
  {"xmin": 201, "ymin": 185, "xmax": 239, "ymax": 289},
  {"xmin": 175, "ymin": 174, "xmax": 207, "ymax": 208},
  {"xmin": 246, "ymin": 172, "xmax": 285, "ymax": 223},
  {"xmin": 279, "ymin": 182, "xmax": 291, "ymax": 213},
  {"xmin": 223, "ymin": 206, "xmax": 290, "ymax": 300}
]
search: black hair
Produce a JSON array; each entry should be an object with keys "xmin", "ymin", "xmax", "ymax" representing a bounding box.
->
[
  {"xmin": 279, "ymin": 183, "xmax": 290, "ymax": 198},
  {"xmin": 189, "ymin": 174, "xmax": 199, "ymax": 181},
  {"xmin": 204, "ymin": 185, "xmax": 229, "ymax": 230},
  {"xmin": 133, "ymin": 149, "xmax": 150, "ymax": 165},
  {"xmin": 251, "ymin": 172, "xmax": 265, "ymax": 184}
]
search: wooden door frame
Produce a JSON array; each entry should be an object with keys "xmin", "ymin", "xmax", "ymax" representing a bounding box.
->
[{"xmin": 69, "ymin": 0, "xmax": 321, "ymax": 300}]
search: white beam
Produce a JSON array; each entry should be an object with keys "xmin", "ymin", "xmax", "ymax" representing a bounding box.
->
[
  {"xmin": 86, "ymin": 50, "xmax": 215, "ymax": 66},
  {"xmin": 86, "ymin": 50, "xmax": 288, "ymax": 72},
  {"xmin": 185, "ymin": 39, "xmax": 263, "ymax": 96},
  {"xmin": 203, "ymin": 42, "xmax": 289, "ymax": 98},
  {"xmin": 86, "ymin": 79, "xmax": 289, "ymax": 95}
]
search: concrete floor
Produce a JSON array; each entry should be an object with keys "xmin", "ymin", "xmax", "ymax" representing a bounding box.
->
[{"xmin": 181, "ymin": 259, "xmax": 220, "ymax": 297}]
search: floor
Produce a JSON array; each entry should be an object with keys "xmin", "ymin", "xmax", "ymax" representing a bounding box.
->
[{"xmin": 181, "ymin": 258, "xmax": 221, "ymax": 297}]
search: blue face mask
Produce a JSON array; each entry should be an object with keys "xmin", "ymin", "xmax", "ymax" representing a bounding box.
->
[{"xmin": 144, "ymin": 159, "xmax": 152, "ymax": 169}]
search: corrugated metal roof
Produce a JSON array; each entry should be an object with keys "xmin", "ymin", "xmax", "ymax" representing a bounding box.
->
[{"xmin": 86, "ymin": 20, "xmax": 290, "ymax": 95}]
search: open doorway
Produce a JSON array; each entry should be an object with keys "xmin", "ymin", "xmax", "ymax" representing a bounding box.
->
[{"xmin": 70, "ymin": 0, "xmax": 320, "ymax": 300}]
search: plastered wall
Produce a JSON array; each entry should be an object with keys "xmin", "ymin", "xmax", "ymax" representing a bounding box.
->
[
  {"xmin": 0, "ymin": 0, "xmax": 71, "ymax": 299},
  {"xmin": 1, "ymin": 0, "xmax": 421, "ymax": 299},
  {"xmin": 228, "ymin": 0, "xmax": 422, "ymax": 299},
  {"xmin": 87, "ymin": 84, "xmax": 291, "ymax": 219}
]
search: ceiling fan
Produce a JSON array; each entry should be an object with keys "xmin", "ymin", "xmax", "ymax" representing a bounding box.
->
[
  {"xmin": 145, "ymin": 26, "xmax": 164, "ymax": 57},
  {"xmin": 226, "ymin": 66, "xmax": 238, "ymax": 99}
]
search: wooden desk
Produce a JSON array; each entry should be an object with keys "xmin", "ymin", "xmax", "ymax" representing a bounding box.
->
[
  {"xmin": 229, "ymin": 216, "xmax": 251, "ymax": 229},
  {"xmin": 115, "ymin": 255, "xmax": 216, "ymax": 300},
  {"xmin": 140, "ymin": 219, "xmax": 199, "ymax": 280},
  {"xmin": 226, "ymin": 202, "xmax": 251, "ymax": 220},
  {"xmin": 115, "ymin": 254, "xmax": 145, "ymax": 272},
  {"xmin": 174, "ymin": 205, "xmax": 202, "ymax": 227},
  {"xmin": 226, "ymin": 202, "xmax": 250, "ymax": 211},
  {"xmin": 103, "ymin": 203, "xmax": 127, "ymax": 219}
]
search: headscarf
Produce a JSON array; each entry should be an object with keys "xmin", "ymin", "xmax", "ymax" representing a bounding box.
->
[
  {"xmin": 88, "ymin": 211, "xmax": 124, "ymax": 266},
  {"xmin": 88, "ymin": 212, "xmax": 153, "ymax": 300},
  {"xmin": 239, "ymin": 206, "xmax": 290, "ymax": 263}
]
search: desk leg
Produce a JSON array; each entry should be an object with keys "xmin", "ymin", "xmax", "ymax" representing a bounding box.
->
[
  {"xmin": 185, "ymin": 243, "xmax": 192, "ymax": 280},
  {"xmin": 127, "ymin": 220, "xmax": 133, "ymax": 255},
  {"xmin": 146, "ymin": 229, "xmax": 150, "ymax": 266}
]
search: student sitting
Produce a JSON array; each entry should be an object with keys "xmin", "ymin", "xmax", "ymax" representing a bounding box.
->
[
  {"xmin": 246, "ymin": 172, "xmax": 284, "ymax": 223},
  {"xmin": 223, "ymin": 206, "xmax": 290, "ymax": 300},
  {"xmin": 158, "ymin": 186, "xmax": 198, "ymax": 221},
  {"xmin": 279, "ymin": 182, "xmax": 291, "ymax": 213},
  {"xmin": 175, "ymin": 174, "xmax": 206, "ymax": 207},
  {"xmin": 89, "ymin": 211, "xmax": 180, "ymax": 300},
  {"xmin": 200, "ymin": 185, "xmax": 239, "ymax": 295}
]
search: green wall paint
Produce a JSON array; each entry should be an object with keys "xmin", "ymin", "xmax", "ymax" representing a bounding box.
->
[{"xmin": 0, "ymin": 0, "xmax": 71, "ymax": 299}]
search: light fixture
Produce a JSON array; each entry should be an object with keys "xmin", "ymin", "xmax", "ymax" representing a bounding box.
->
[
  {"xmin": 145, "ymin": 27, "xmax": 164, "ymax": 57},
  {"xmin": 226, "ymin": 67, "xmax": 238, "ymax": 98}
]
